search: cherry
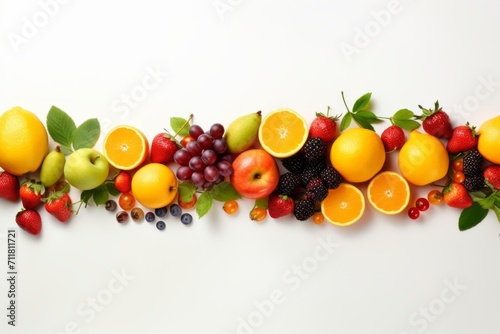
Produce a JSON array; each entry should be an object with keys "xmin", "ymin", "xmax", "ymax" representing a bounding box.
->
[
  {"xmin": 408, "ymin": 207, "xmax": 420, "ymax": 220},
  {"xmin": 415, "ymin": 197, "xmax": 430, "ymax": 211}
]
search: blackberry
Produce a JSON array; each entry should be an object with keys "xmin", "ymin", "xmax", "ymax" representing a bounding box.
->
[
  {"xmin": 277, "ymin": 172, "xmax": 300, "ymax": 196},
  {"xmin": 282, "ymin": 152, "xmax": 306, "ymax": 174},
  {"xmin": 463, "ymin": 173, "xmax": 485, "ymax": 192},
  {"xmin": 463, "ymin": 149, "xmax": 483, "ymax": 176},
  {"xmin": 320, "ymin": 167, "xmax": 342, "ymax": 189},
  {"xmin": 293, "ymin": 198, "xmax": 315, "ymax": 221},
  {"xmin": 306, "ymin": 178, "xmax": 328, "ymax": 203},
  {"xmin": 300, "ymin": 166, "xmax": 319, "ymax": 187},
  {"xmin": 302, "ymin": 137, "xmax": 327, "ymax": 162},
  {"xmin": 306, "ymin": 158, "xmax": 327, "ymax": 176}
]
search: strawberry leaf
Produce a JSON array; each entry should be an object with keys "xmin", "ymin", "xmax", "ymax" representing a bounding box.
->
[
  {"xmin": 179, "ymin": 181, "xmax": 196, "ymax": 203},
  {"xmin": 340, "ymin": 112, "xmax": 352, "ymax": 132},
  {"xmin": 170, "ymin": 117, "xmax": 190, "ymax": 137},
  {"xmin": 458, "ymin": 202, "xmax": 489, "ymax": 231},
  {"xmin": 352, "ymin": 92, "xmax": 372, "ymax": 113},
  {"xmin": 393, "ymin": 119, "xmax": 420, "ymax": 131},
  {"xmin": 352, "ymin": 113, "xmax": 374, "ymax": 131},
  {"xmin": 196, "ymin": 192, "xmax": 213, "ymax": 219},
  {"xmin": 210, "ymin": 182, "xmax": 241, "ymax": 202},
  {"xmin": 392, "ymin": 108, "xmax": 414, "ymax": 120}
]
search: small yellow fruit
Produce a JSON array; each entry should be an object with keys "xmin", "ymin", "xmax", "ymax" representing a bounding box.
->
[
  {"xmin": 330, "ymin": 128, "xmax": 386, "ymax": 183},
  {"xmin": 0, "ymin": 107, "xmax": 48, "ymax": 175},
  {"xmin": 478, "ymin": 115, "xmax": 500, "ymax": 164},
  {"xmin": 398, "ymin": 130, "xmax": 449, "ymax": 186},
  {"xmin": 131, "ymin": 163, "xmax": 178, "ymax": 209}
]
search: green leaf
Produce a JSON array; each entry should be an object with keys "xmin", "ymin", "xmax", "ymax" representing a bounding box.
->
[
  {"xmin": 477, "ymin": 194, "xmax": 495, "ymax": 210},
  {"xmin": 352, "ymin": 92, "xmax": 372, "ymax": 113},
  {"xmin": 492, "ymin": 205, "xmax": 500, "ymax": 222},
  {"xmin": 392, "ymin": 109, "xmax": 415, "ymax": 120},
  {"xmin": 393, "ymin": 119, "xmax": 421, "ymax": 131},
  {"xmin": 340, "ymin": 112, "xmax": 352, "ymax": 132},
  {"xmin": 210, "ymin": 182, "xmax": 242, "ymax": 202},
  {"xmin": 92, "ymin": 184, "xmax": 109, "ymax": 205},
  {"xmin": 458, "ymin": 202, "xmax": 489, "ymax": 231},
  {"xmin": 170, "ymin": 117, "xmax": 190, "ymax": 136},
  {"xmin": 352, "ymin": 113, "xmax": 374, "ymax": 131},
  {"xmin": 255, "ymin": 198, "xmax": 268, "ymax": 210},
  {"xmin": 80, "ymin": 190, "xmax": 93, "ymax": 208},
  {"xmin": 46, "ymin": 106, "xmax": 76, "ymax": 150},
  {"xmin": 73, "ymin": 118, "xmax": 101, "ymax": 150},
  {"xmin": 196, "ymin": 192, "xmax": 213, "ymax": 219},
  {"xmin": 470, "ymin": 191, "xmax": 487, "ymax": 199},
  {"xmin": 179, "ymin": 181, "xmax": 196, "ymax": 203},
  {"xmin": 355, "ymin": 110, "xmax": 381, "ymax": 121},
  {"xmin": 106, "ymin": 182, "xmax": 120, "ymax": 197}
]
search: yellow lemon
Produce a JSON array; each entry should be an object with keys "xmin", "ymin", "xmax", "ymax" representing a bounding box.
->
[
  {"xmin": 0, "ymin": 107, "xmax": 48, "ymax": 175},
  {"xmin": 478, "ymin": 115, "xmax": 500, "ymax": 164},
  {"xmin": 330, "ymin": 128, "xmax": 386, "ymax": 183},
  {"xmin": 131, "ymin": 163, "xmax": 178, "ymax": 209},
  {"xmin": 398, "ymin": 130, "xmax": 449, "ymax": 186}
]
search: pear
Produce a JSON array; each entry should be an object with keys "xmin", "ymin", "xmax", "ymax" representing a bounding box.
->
[
  {"xmin": 40, "ymin": 146, "xmax": 66, "ymax": 187},
  {"xmin": 224, "ymin": 111, "xmax": 262, "ymax": 154}
]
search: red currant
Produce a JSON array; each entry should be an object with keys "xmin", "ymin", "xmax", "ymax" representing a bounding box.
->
[
  {"xmin": 415, "ymin": 197, "xmax": 430, "ymax": 211},
  {"xmin": 408, "ymin": 207, "xmax": 420, "ymax": 220},
  {"xmin": 452, "ymin": 171, "xmax": 465, "ymax": 183},
  {"xmin": 427, "ymin": 190, "xmax": 443, "ymax": 205},
  {"xmin": 452, "ymin": 159, "xmax": 463, "ymax": 172}
]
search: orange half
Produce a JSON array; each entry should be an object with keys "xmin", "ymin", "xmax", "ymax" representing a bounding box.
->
[
  {"xmin": 321, "ymin": 183, "xmax": 365, "ymax": 226},
  {"xmin": 103, "ymin": 125, "xmax": 149, "ymax": 170},
  {"xmin": 258, "ymin": 108, "xmax": 308, "ymax": 158},
  {"xmin": 367, "ymin": 171, "xmax": 410, "ymax": 215}
]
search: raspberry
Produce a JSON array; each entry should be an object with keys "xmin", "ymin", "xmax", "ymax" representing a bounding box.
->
[
  {"xmin": 463, "ymin": 173, "xmax": 485, "ymax": 192},
  {"xmin": 306, "ymin": 178, "xmax": 328, "ymax": 203},
  {"xmin": 293, "ymin": 198, "xmax": 315, "ymax": 221},
  {"xmin": 463, "ymin": 149, "xmax": 483, "ymax": 176},
  {"xmin": 320, "ymin": 167, "xmax": 342, "ymax": 189},
  {"xmin": 302, "ymin": 137, "xmax": 327, "ymax": 162},
  {"xmin": 277, "ymin": 172, "xmax": 300, "ymax": 196},
  {"xmin": 281, "ymin": 152, "xmax": 306, "ymax": 174},
  {"xmin": 300, "ymin": 166, "xmax": 319, "ymax": 187}
]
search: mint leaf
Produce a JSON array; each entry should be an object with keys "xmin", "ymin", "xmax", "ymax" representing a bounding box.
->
[
  {"xmin": 210, "ymin": 182, "xmax": 241, "ymax": 202},
  {"xmin": 73, "ymin": 118, "xmax": 100, "ymax": 150},
  {"xmin": 352, "ymin": 113, "xmax": 374, "ymax": 131},
  {"xmin": 179, "ymin": 181, "xmax": 196, "ymax": 203},
  {"xmin": 170, "ymin": 117, "xmax": 190, "ymax": 136},
  {"xmin": 47, "ymin": 106, "xmax": 76, "ymax": 152},
  {"xmin": 393, "ymin": 119, "xmax": 420, "ymax": 131},
  {"xmin": 196, "ymin": 192, "xmax": 213, "ymax": 219},
  {"xmin": 459, "ymin": 202, "xmax": 489, "ymax": 231},
  {"xmin": 340, "ymin": 112, "xmax": 352, "ymax": 132},
  {"xmin": 352, "ymin": 92, "xmax": 372, "ymax": 113},
  {"xmin": 392, "ymin": 109, "xmax": 414, "ymax": 120},
  {"xmin": 92, "ymin": 184, "xmax": 109, "ymax": 205}
]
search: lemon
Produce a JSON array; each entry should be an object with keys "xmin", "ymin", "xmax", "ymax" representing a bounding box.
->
[
  {"xmin": 0, "ymin": 107, "xmax": 48, "ymax": 175},
  {"xmin": 478, "ymin": 115, "xmax": 500, "ymax": 164},
  {"xmin": 131, "ymin": 163, "xmax": 178, "ymax": 209},
  {"xmin": 398, "ymin": 130, "xmax": 449, "ymax": 186},
  {"xmin": 330, "ymin": 128, "xmax": 386, "ymax": 183}
]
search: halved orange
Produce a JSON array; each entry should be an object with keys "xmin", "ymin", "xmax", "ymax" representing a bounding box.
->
[
  {"xmin": 367, "ymin": 171, "xmax": 410, "ymax": 215},
  {"xmin": 321, "ymin": 183, "xmax": 365, "ymax": 226},
  {"xmin": 103, "ymin": 125, "xmax": 149, "ymax": 170},
  {"xmin": 258, "ymin": 108, "xmax": 308, "ymax": 158}
]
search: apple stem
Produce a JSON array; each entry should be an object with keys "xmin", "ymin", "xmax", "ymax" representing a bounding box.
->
[{"xmin": 91, "ymin": 155, "xmax": 100, "ymax": 164}]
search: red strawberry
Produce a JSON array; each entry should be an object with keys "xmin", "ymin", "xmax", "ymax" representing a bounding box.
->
[
  {"xmin": 443, "ymin": 182, "xmax": 473, "ymax": 209},
  {"xmin": 381, "ymin": 125, "xmax": 405, "ymax": 152},
  {"xmin": 150, "ymin": 133, "xmax": 179, "ymax": 164},
  {"xmin": 114, "ymin": 171, "xmax": 132, "ymax": 193},
  {"xmin": 15, "ymin": 209, "xmax": 42, "ymax": 235},
  {"xmin": 44, "ymin": 192, "xmax": 72, "ymax": 223},
  {"xmin": 446, "ymin": 123, "xmax": 478, "ymax": 154},
  {"xmin": 309, "ymin": 107, "xmax": 339, "ymax": 143},
  {"xmin": 268, "ymin": 192, "xmax": 295, "ymax": 219},
  {"xmin": 19, "ymin": 179, "xmax": 45, "ymax": 209},
  {"xmin": 419, "ymin": 101, "xmax": 453, "ymax": 139},
  {"xmin": 483, "ymin": 165, "xmax": 500, "ymax": 190},
  {"xmin": 0, "ymin": 171, "xmax": 20, "ymax": 202}
]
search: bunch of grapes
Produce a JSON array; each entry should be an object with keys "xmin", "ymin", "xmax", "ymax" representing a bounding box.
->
[{"xmin": 174, "ymin": 123, "xmax": 233, "ymax": 188}]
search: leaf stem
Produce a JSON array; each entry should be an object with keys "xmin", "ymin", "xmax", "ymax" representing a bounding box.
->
[{"xmin": 341, "ymin": 91, "xmax": 351, "ymax": 113}]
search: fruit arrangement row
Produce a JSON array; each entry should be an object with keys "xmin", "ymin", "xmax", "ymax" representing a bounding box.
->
[{"xmin": 1, "ymin": 92, "xmax": 500, "ymax": 236}]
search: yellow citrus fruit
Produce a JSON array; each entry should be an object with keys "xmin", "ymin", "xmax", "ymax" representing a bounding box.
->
[
  {"xmin": 367, "ymin": 171, "xmax": 410, "ymax": 214},
  {"xmin": 103, "ymin": 125, "xmax": 149, "ymax": 170},
  {"xmin": 330, "ymin": 128, "xmax": 385, "ymax": 183},
  {"xmin": 258, "ymin": 108, "xmax": 308, "ymax": 158},
  {"xmin": 398, "ymin": 130, "xmax": 449, "ymax": 186},
  {"xmin": 478, "ymin": 115, "xmax": 500, "ymax": 164},
  {"xmin": 131, "ymin": 163, "xmax": 178, "ymax": 209},
  {"xmin": 0, "ymin": 106, "xmax": 48, "ymax": 175},
  {"xmin": 321, "ymin": 183, "xmax": 365, "ymax": 226}
]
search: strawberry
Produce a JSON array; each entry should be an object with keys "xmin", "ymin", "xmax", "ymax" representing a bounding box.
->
[
  {"xmin": 150, "ymin": 133, "xmax": 179, "ymax": 164},
  {"xmin": 309, "ymin": 107, "xmax": 339, "ymax": 142},
  {"xmin": 418, "ymin": 101, "xmax": 453, "ymax": 139},
  {"xmin": 268, "ymin": 192, "xmax": 295, "ymax": 219},
  {"xmin": 114, "ymin": 171, "xmax": 132, "ymax": 193},
  {"xmin": 0, "ymin": 171, "xmax": 20, "ymax": 202},
  {"xmin": 443, "ymin": 182, "xmax": 473, "ymax": 209},
  {"xmin": 15, "ymin": 209, "xmax": 42, "ymax": 235},
  {"xmin": 483, "ymin": 165, "xmax": 500, "ymax": 190},
  {"xmin": 381, "ymin": 125, "xmax": 405, "ymax": 152},
  {"xmin": 446, "ymin": 123, "xmax": 478, "ymax": 154},
  {"xmin": 19, "ymin": 179, "xmax": 45, "ymax": 209},
  {"xmin": 44, "ymin": 191, "xmax": 72, "ymax": 223}
]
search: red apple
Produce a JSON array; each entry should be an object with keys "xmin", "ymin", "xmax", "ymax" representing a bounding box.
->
[{"xmin": 231, "ymin": 149, "xmax": 279, "ymax": 199}]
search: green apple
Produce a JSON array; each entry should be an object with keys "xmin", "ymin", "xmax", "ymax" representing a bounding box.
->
[{"xmin": 64, "ymin": 148, "xmax": 109, "ymax": 190}]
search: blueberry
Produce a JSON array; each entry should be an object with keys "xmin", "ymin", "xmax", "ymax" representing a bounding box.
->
[
  {"xmin": 155, "ymin": 206, "xmax": 167, "ymax": 218},
  {"xmin": 156, "ymin": 221, "xmax": 166, "ymax": 230},
  {"xmin": 105, "ymin": 199, "xmax": 117, "ymax": 212},
  {"xmin": 145, "ymin": 212, "xmax": 155, "ymax": 222},
  {"xmin": 180, "ymin": 213, "xmax": 192, "ymax": 225},
  {"xmin": 169, "ymin": 204, "xmax": 182, "ymax": 217}
]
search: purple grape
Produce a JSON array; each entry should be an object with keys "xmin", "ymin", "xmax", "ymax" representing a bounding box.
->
[
  {"xmin": 209, "ymin": 123, "xmax": 225, "ymax": 139},
  {"xmin": 212, "ymin": 138, "xmax": 228, "ymax": 154},
  {"xmin": 202, "ymin": 181, "xmax": 214, "ymax": 190},
  {"xmin": 173, "ymin": 149, "xmax": 191, "ymax": 166},
  {"xmin": 186, "ymin": 140, "xmax": 202, "ymax": 157},
  {"xmin": 220, "ymin": 154, "xmax": 233, "ymax": 163},
  {"xmin": 215, "ymin": 174, "xmax": 225, "ymax": 184},
  {"xmin": 191, "ymin": 172, "xmax": 206, "ymax": 187},
  {"xmin": 201, "ymin": 149, "xmax": 217, "ymax": 166},
  {"xmin": 197, "ymin": 134, "xmax": 213, "ymax": 149},
  {"xmin": 217, "ymin": 161, "xmax": 233, "ymax": 177},
  {"xmin": 189, "ymin": 156, "xmax": 206, "ymax": 172},
  {"xmin": 176, "ymin": 166, "xmax": 194, "ymax": 181},
  {"xmin": 204, "ymin": 165, "xmax": 219, "ymax": 183},
  {"xmin": 189, "ymin": 124, "xmax": 204, "ymax": 139}
]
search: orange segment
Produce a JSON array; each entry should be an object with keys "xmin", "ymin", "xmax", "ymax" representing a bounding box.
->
[
  {"xmin": 321, "ymin": 183, "xmax": 365, "ymax": 226},
  {"xmin": 103, "ymin": 125, "xmax": 148, "ymax": 170},
  {"xmin": 258, "ymin": 108, "xmax": 308, "ymax": 158},
  {"xmin": 367, "ymin": 171, "xmax": 410, "ymax": 214}
]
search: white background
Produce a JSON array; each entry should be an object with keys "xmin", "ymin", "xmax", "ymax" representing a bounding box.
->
[{"xmin": 1, "ymin": 0, "xmax": 500, "ymax": 333}]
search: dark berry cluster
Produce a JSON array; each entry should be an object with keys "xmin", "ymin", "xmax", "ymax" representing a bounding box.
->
[{"xmin": 462, "ymin": 149, "xmax": 485, "ymax": 192}]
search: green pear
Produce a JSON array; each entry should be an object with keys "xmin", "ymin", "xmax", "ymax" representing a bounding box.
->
[
  {"xmin": 224, "ymin": 111, "xmax": 262, "ymax": 154},
  {"xmin": 40, "ymin": 146, "xmax": 65, "ymax": 187}
]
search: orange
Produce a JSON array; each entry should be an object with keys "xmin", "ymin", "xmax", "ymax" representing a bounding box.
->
[
  {"xmin": 478, "ymin": 115, "xmax": 500, "ymax": 164},
  {"xmin": 258, "ymin": 108, "xmax": 308, "ymax": 158},
  {"xmin": 103, "ymin": 125, "xmax": 148, "ymax": 170},
  {"xmin": 367, "ymin": 171, "xmax": 410, "ymax": 215},
  {"xmin": 321, "ymin": 183, "xmax": 365, "ymax": 226},
  {"xmin": 330, "ymin": 128, "xmax": 385, "ymax": 183},
  {"xmin": 131, "ymin": 163, "xmax": 178, "ymax": 209}
]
